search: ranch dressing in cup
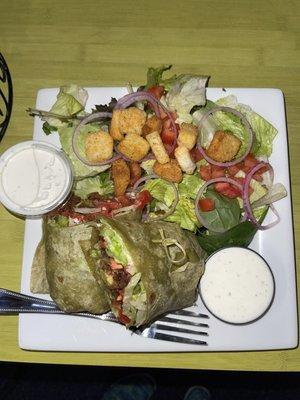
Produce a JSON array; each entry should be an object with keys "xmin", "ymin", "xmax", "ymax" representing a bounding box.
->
[
  {"xmin": 0, "ymin": 141, "xmax": 73, "ymax": 217},
  {"xmin": 199, "ymin": 247, "xmax": 275, "ymax": 324}
]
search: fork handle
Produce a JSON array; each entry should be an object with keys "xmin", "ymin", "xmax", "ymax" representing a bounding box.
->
[
  {"xmin": 0, "ymin": 288, "xmax": 63, "ymax": 314},
  {"xmin": 0, "ymin": 288, "xmax": 119, "ymax": 323}
]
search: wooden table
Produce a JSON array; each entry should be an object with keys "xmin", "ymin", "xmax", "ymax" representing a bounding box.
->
[{"xmin": 0, "ymin": 0, "xmax": 299, "ymax": 371}]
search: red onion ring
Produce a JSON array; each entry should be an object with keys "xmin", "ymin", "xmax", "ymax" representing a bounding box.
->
[
  {"xmin": 195, "ymin": 177, "xmax": 244, "ymax": 233},
  {"xmin": 196, "ymin": 106, "xmax": 254, "ymax": 167},
  {"xmin": 72, "ymin": 112, "xmax": 121, "ymax": 166},
  {"xmin": 115, "ymin": 92, "xmax": 160, "ymax": 116},
  {"xmin": 243, "ymin": 162, "xmax": 280, "ymax": 230},
  {"xmin": 115, "ymin": 91, "xmax": 178, "ymax": 154}
]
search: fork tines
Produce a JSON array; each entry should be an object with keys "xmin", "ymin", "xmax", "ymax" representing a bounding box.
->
[{"xmin": 138, "ymin": 309, "xmax": 210, "ymax": 346}]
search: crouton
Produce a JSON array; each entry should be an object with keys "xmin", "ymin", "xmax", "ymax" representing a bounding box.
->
[
  {"xmin": 117, "ymin": 133, "xmax": 150, "ymax": 162},
  {"xmin": 110, "ymin": 109, "xmax": 124, "ymax": 141},
  {"xmin": 142, "ymin": 115, "xmax": 162, "ymax": 136},
  {"xmin": 112, "ymin": 159, "xmax": 131, "ymax": 196},
  {"xmin": 146, "ymin": 131, "xmax": 170, "ymax": 164},
  {"xmin": 153, "ymin": 159, "xmax": 183, "ymax": 183},
  {"xmin": 174, "ymin": 145, "xmax": 196, "ymax": 174},
  {"xmin": 129, "ymin": 162, "xmax": 142, "ymax": 186},
  {"xmin": 206, "ymin": 130, "xmax": 241, "ymax": 162},
  {"xmin": 84, "ymin": 130, "xmax": 114, "ymax": 163},
  {"xmin": 177, "ymin": 123, "xmax": 198, "ymax": 150},
  {"xmin": 110, "ymin": 107, "xmax": 147, "ymax": 140}
]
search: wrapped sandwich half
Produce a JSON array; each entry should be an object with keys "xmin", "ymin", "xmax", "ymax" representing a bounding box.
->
[
  {"xmin": 31, "ymin": 216, "xmax": 110, "ymax": 314},
  {"xmin": 84, "ymin": 216, "xmax": 205, "ymax": 327}
]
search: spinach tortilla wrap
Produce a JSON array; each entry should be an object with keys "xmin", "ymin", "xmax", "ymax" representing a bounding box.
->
[
  {"xmin": 85, "ymin": 217, "xmax": 205, "ymax": 327},
  {"xmin": 41, "ymin": 218, "xmax": 110, "ymax": 314}
]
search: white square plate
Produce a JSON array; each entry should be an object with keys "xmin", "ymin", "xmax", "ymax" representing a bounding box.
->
[{"xmin": 19, "ymin": 87, "xmax": 298, "ymax": 352}]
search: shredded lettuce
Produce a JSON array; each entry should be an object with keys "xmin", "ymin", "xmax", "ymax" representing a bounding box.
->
[
  {"xmin": 252, "ymin": 183, "xmax": 287, "ymax": 208},
  {"xmin": 100, "ymin": 224, "xmax": 130, "ymax": 266},
  {"xmin": 48, "ymin": 215, "xmax": 69, "ymax": 228},
  {"xmin": 122, "ymin": 273, "xmax": 147, "ymax": 325},
  {"xmin": 145, "ymin": 175, "xmax": 203, "ymax": 231},
  {"xmin": 140, "ymin": 159, "xmax": 156, "ymax": 175},
  {"xmin": 74, "ymin": 172, "xmax": 114, "ymax": 199}
]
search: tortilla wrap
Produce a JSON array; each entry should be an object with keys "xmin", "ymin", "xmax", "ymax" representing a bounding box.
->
[
  {"xmin": 30, "ymin": 220, "xmax": 110, "ymax": 314},
  {"xmin": 85, "ymin": 217, "xmax": 205, "ymax": 327},
  {"xmin": 30, "ymin": 238, "xmax": 49, "ymax": 294}
]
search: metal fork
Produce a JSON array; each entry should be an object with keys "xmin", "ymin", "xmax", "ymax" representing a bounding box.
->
[{"xmin": 0, "ymin": 288, "xmax": 209, "ymax": 346}]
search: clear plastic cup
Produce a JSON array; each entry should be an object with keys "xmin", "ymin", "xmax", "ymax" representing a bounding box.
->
[{"xmin": 0, "ymin": 141, "xmax": 74, "ymax": 217}]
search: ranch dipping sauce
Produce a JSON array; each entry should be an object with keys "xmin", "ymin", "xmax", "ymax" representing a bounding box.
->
[
  {"xmin": 0, "ymin": 141, "xmax": 73, "ymax": 216},
  {"xmin": 200, "ymin": 247, "xmax": 275, "ymax": 324}
]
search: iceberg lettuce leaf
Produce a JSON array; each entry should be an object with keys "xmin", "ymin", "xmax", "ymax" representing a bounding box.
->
[
  {"xmin": 178, "ymin": 173, "xmax": 204, "ymax": 199},
  {"xmin": 100, "ymin": 225, "xmax": 130, "ymax": 266},
  {"xmin": 44, "ymin": 84, "xmax": 88, "ymax": 129},
  {"xmin": 74, "ymin": 172, "xmax": 114, "ymax": 199},
  {"xmin": 145, "ymin": 174, "xmax": 203, "ymax": 231},
  {"xmin": 165, "ymin": 75, "xmax": 209, "ymax": 124},
  {"xmin": 165, "ymin": 197, "xmax": 199, "ymax": 231}
]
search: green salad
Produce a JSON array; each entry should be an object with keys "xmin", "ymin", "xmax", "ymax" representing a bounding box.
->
[{"xmin": 28, "ymin": 65, "xmax": 287, "ymax": 255}]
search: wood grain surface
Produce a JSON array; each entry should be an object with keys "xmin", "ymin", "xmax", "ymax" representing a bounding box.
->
[{"xmin": 0, "ymin": 0, "xmax": 299, "ymax": 370}]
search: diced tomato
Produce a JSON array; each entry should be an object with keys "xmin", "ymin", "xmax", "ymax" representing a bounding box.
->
[
  {"xmin": 135, "ymin": 190, "xmax": 152, "ymax": 209},
  {"xmin": 106, "ymin": 200, "xmax": 123, "ymax": 211},
  {"xmin": 199, "ymin": 165, "xmax": 211, "ymax": 181},
  {"xmin": 116, "ymin": 293, "xmax": 123, "ymax": 302},
  {"xmin": 241, "ymin": 165, "xmax": 251, "ymax": 174},
  {"xmin": 147, "ymin": 85, "xmax": 165, "ymax": 99},
  {"xmin": 198, "ymin": 198, "xmax": 215, "ymax": 212},
  {"xmin": 252, "ymin": 172, "xmax": 263, "ymax": 182},
  {"xmin": 99, "ymin": 238, "xmax": 107, "ymax": 249},
  {"xmin": 118, "ymin": 312, "xmax": 131, "ymax": 325},
  {"xmin": 163, "ymin": 143, "xmax": 176, "ymax": 158},
  {"xmin": 233, "ymin": 177, "xmax": 253, "ymax": 195},
  {"xmin": 255, "ymin": 164, "xmax": 269, "ymax": 174},
  {"xmin": 190, "ymin": 147, "xmax": 203, "ymax": 162},
  {"xmin": 244, "ymin": 154, "xmax": 259, "ymax": 169},
  {"xmin": 227, "ymin": 165, "xmax": 240, "ymax": 176},
  {"xmin": 115, "ymin": 195, "xmax": 133, "ymax": 207},
  {"xmin": 161, "ymin": 128, "xmax": 176, "ymax": 145},
  {"xmin": 211, "ymin": 165, "xmax": 225, "ymax": 179},
  {"xmin": 110, "ymin": 259, "xmax": 124, "ymax": 270},
  {"xmin": 214, "ymin": 182, "xmax": 241, "ymax": 198}
]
